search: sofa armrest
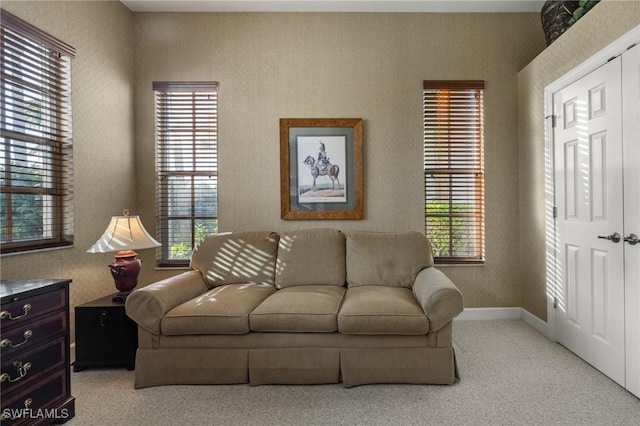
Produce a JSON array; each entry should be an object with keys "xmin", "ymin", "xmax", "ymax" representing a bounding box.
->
[
  {"xmin": 125, "ymin": 270, "xmax": 208, "ymax": 334},
  {"xmin": 413, "ymin": 267, "xmax": 463, "ymax": 332}
]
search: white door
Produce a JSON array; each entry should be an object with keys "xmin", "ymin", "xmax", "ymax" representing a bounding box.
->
[
  {"xmin": 622, "ymin": 43, "xmax": 640, "ymax": 398},
  {"xmin": 554, "ymin": 57, "xmax": 626, "ymax": 386}
]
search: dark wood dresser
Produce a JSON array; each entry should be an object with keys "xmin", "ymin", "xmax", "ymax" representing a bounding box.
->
[{"xmin": 0, "ymin": 279, "xmax": 75, "ymax": 425}]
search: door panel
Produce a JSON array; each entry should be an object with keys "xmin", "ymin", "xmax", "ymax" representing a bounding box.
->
[
  {"xmin": 565, "ymin": 244, "xmax": 579, "ymax": 325},
  {"xmin": 590, "ymin": 249, "xmax": 608, "ymax": 341},
  {"xmin": 554, "ymin": 56, "xmax": 625, "ymax": 386},
  {"xmin": 589, "ymin": 132, "xmax": 607, "ymax": 222},
  {"xmin": 563, "ymin": 141, "xmax": 578, "ymax": 221},
  {"xmin": 622, "ymin": 42, "xmax": 640, "ymax": 398}
]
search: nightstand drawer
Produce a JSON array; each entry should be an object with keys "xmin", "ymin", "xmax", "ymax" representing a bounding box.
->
[
  {"xmin": 1, "ymin": 338, "xmax": 65, "ymax": 396},
  {"xmin": 1, "ymin": 288, "xmax": 65, "ymax": 331},
  {"xmin": 0, "ymin": 311, "xmax": 66, "ymax": 359},
  {"xmin": 0, "ymin": 370, "xmax": 69, "ymax": 425}
]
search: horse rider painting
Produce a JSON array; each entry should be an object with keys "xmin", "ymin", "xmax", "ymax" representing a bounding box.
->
[{"xmin": 317, "ymin": 142, "xmax": 330, "ymax": 173}]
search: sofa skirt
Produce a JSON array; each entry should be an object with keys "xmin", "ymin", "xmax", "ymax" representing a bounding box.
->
[
  {"xmin": 249, "ymin": 348, "xmax": 341, "ymax": 385},
  {"xmin": 133, "ymin": 325, "xmax": 458, "ymax": 389},
  {"xmin": 340, "ymin": 347, "xmax": 455, "ymax": 387},
  {"xmin": 135, "ymin": 348, "xmax": 250, "ymax": 387}
]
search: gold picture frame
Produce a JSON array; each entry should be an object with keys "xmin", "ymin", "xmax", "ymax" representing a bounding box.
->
[{"xmin": 280, "ymin": 118, "xmax": 363, "ymax": 220}]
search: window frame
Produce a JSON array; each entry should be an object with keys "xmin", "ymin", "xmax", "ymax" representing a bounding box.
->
[
  {"xmin": 423, "ymin": 80, "xmax": 485, "ymax": 265},
  {"xmin": 0, "ymin": 9, "xmax": 75, "ymax": 254},
  {"xmin": 153, "ymin": 81, "xmax": 219, "ymax": 267}
]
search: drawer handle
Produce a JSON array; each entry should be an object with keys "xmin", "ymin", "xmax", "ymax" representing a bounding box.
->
[
  {"xmin": 0, "ymin": 304, "xmax": 32, "ymax": 320},
  {"xmin": 0, "ymin": 330, "xmax": 33, "ymax": 348},
  {"xmin": 0, "ymin": 398, "xmax": 32, "ymax": 420},
  {"xmin": 0, "ymin": 361, "xmax": 32, "ymax": 383}
]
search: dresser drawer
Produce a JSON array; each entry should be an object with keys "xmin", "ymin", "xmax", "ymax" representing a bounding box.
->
[
  {"xmin": 0, "ymin": 370, "xmax": 69, "ymax": 425},
  {"xmin": 0, "ymin": 288, "xmax": 66, "ymax": 331},
  {"xmin": 0, "ymin": 311, "xmax": 66, "ymax": 359},
  {"xmin": 1, "ymin": 338, "xmax": 65, "ymax": 396}
]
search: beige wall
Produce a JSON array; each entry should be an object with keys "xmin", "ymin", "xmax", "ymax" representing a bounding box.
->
[
  {"xmin": 1, "ymin": 2, "xmax": 550, "ymax": 324},
  {"xmin": 518, "ymin": 0, "xmax": 640, "ymax": 321},
  {"xmin": 0, "ymin": 1, "xmax": 137, "ymax": 317},
  {"xmin": 134, "ymin": 12, "xmax": 546, "ymax": 309}
]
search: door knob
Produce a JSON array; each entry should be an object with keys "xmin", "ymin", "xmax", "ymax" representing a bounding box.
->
[
  {"xmin": 624, "ymin": 234, "xmax": 639, "ymax": 246},
  {"xmin": 598, "ymin": 232, "xmax": 621, "ymax": 243}
]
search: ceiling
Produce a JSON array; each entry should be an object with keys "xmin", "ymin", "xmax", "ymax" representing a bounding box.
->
[{"xmin": 120, "ymin": 0, "xmax": 546, "ymax": 13}]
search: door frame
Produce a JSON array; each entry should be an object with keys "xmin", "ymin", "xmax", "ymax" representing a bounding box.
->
[{"xmin": 544, "ymin": 25, "xmax": 640, "ymax": 342}]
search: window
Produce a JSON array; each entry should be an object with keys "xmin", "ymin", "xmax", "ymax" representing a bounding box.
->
[
  {"xmin": 423, "ymin": 80, "xmax": 485, "ymax": 264},
  {"xmin": 1, "ymin": 10, "xmax": 75, "ymax": 254},
  {"xmin": 153, "ymin": 81, "xmax": 218, "ymax": 266}
]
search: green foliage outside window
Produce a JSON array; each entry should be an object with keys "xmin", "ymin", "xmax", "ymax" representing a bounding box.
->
[
  {"xmin": 425, "ymin": 202, "xmax": 474, "ymax": 258},
  {"xmin": 169, "ymin": 221, "xmax": 218, "ymax": 260},
  {"xmin": 0, "ymin": 164, "xmax": 44, "ymax": 242}
]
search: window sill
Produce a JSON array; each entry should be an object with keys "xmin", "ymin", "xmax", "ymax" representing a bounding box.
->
[
  {"xmin": 1, "ymin": 244, "xmax": 74, "ymax": 257},
  {"xmin": 154, "ymin": 266, "xmax": 192, "ymax": 271},
  {"xmin": 434, "ymin": 261, "xmax": 486, "ymax": 267}
]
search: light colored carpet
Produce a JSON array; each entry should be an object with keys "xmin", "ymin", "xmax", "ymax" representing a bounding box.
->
[{"xmin": 67, "ymin": 320, "xmax": 640, "ymax": 425}]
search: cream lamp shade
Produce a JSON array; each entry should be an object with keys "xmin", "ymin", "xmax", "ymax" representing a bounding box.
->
[{"xmin": 87, "ymin": 211, "xmax": 160, "ymax": 254}]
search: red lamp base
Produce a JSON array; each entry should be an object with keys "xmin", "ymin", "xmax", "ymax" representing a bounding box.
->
[{"xmin": 109, "ymin": 250, "xmax": 141, "ymax": 293}]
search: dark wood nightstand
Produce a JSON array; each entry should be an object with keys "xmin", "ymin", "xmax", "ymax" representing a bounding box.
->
[{"xmin": 73, "ymin": 293, "xmax": 137, "ymax": 372}]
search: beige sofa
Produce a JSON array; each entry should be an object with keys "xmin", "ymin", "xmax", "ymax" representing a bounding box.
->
[{"xmin": 125, "ymin": 229, "xmax": 464, "ymax": 388}]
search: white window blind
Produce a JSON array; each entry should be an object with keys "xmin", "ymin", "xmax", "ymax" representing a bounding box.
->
[
  {"xmin": 153, "ymin": 81, "xmax": 218, "ymax": 266},
  {"xmin": 423, "ymin": 80, "xmax": 485, "ymax": 264},
  {"xmin": 1, "ymin": 9, "xmax": 75, "ymax": 254}
]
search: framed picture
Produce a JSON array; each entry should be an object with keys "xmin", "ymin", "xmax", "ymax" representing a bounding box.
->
[{"xmin": 280, "ymin": 118, "xmax": 363, "ymax": 220}]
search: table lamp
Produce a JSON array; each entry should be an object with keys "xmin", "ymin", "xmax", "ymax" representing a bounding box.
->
[{"xmin": 87, "ymin": 209, "xmax": 161, "ymax": 302}]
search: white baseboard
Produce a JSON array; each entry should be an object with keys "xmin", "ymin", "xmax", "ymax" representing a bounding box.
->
[
  {"xmin": 521, "ymin": 308, "xmax": 549, "ymax": 338},
  {"xmin": 454, "ymin": 307, "xmax": 550, "ymax": 338}
]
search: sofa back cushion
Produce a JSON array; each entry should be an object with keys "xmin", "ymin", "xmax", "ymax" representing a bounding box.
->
[
  {"xmin": 346, "ymin": 231, "xmax": 434, "ymax": 288},
  {"xmin": 275, "ymin": 228, "xmax": 346, "ymax": 288},
  {"xmin": 190, "ymin": 231, "xmax": 280, "ymax": 288}
]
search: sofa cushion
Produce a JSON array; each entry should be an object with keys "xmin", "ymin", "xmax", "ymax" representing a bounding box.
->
[
  {"xmin": 250, "ymin": 285, "xmax": 346, "ymax": 332},
  {"xmin": 337, "ymin": 286, "xmax": 429, "ymax": 335},
  {"xmin": 190, "ymin": 231, "xmax": 280, "ymax": 288},
  {"xmin": 161, "ymin": 284, "xmax": 276, "ymax": 335},
  {"xmin": 275, "ymin": 228, "xmax": 346, "ymax": 289},
  {"xmin": 346, "ymin": 231, "xmax": 434, "ymax": 288}
]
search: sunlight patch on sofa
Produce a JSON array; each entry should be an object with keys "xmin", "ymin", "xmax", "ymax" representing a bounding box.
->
[{"xmin": 205, "ymin": 237, "xmax": 277, "ymax": 285}]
